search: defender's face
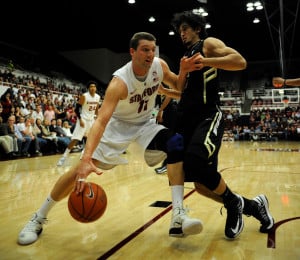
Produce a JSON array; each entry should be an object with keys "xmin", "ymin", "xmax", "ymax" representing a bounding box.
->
[{"xmin": 178, "ymin": 23, "xmax": 199, "ymax": 48}]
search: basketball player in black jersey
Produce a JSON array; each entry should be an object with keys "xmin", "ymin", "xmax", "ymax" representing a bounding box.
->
[{"xmin": 171, "ymin": 11, "xmax": 274, "ymax": 239}]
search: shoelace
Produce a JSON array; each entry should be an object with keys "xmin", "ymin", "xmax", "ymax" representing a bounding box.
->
[
  {"xmin": 173, "ymin": 206, "xmax": 191, "ymax": 216},
  {"xmin": 220, "ymin": 200, "xmax": 242, "ymax": 218},
  {"xmin": 24, "ymin": 216, "xmax": 48, "ymax": 231},
  {"xmin": 257, "ymin": 204, "xmax": 269, "ymax": 223}
]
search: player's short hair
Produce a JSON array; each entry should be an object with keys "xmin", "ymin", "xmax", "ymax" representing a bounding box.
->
[{"xmin": 130, "ymin": 32, "xmax": 156, "ymax": 50}]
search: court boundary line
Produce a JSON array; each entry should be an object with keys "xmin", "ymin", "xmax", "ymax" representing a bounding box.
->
[{"xmin": 97, "ymin": 189, "xmax": 196, "ymax": 259}]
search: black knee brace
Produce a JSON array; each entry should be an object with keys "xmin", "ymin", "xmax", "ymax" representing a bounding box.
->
[{"xmin": 166, "ymin": 133, "xmax": 184, "ymax": 164}]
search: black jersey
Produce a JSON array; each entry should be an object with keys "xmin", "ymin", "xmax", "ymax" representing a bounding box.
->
[{"xmin": 178, "ymin": 40, "xmax": 221, "ymax": 119}]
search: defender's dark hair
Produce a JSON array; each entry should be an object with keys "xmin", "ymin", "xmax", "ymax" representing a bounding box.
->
[
  {"xmin": 171, "ymin": 11, "xmax": 208, "ymax": 39},
  {"xmin": 129, "ymin": 32, "xmax": 156, "ymax": 50}
]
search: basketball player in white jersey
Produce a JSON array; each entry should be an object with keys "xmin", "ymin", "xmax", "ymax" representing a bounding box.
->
[
  {"xmin": 18, "ymin": 32, "xmax": 203, "ymax": 245},
  {"xmin": 57, "ymin": 81, "xmax": 100, "ymax": 166}
]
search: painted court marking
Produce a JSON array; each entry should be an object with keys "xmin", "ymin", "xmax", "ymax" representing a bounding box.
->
[{"xmin": 97, "ymin": 189, "xmax": 196, "ymax": 259}]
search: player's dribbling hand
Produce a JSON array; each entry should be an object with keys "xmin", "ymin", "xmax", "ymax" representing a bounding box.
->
[{"xmin": 74, "ymin": 159, "xmax": 103, "ymax": 194}]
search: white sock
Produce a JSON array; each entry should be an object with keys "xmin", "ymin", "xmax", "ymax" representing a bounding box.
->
[
  {"xmin": 36, "ymin": 195, "xmax": 56, "ymax": 218},
  {"xmin": 63, "ymin": 148, "xmax": 71, "ymax": 157},
  {"xmin": 171, "ymin": 185, "xmax": 184, "ymax": 211}
]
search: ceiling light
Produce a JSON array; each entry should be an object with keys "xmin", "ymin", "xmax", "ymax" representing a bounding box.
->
[
  {"xmin": 253, "ymin": 1, "xmax": 262, "ymax": 7},
  {"xmin": 128, "ymin": 0, "xmax": 135, "ymax": 3},
  {"xmin": 205, "ymin": 23, "xmax": 211, "ymax": 29},
  {"xmin": 169, "ymin": 30, "xmax": 175, "ymax": 36},
  {"xmin": 253, "ymin": 17, "xmax": 260, "ymax": 23},
  {"xmin": 192, "ymin": 7, "xmax": 208, "ymax": 16},
  {"xmin": 246, "ymin": 1, "xmax": 263, "ymax": 11},
  {"xmin": 148, "ymin": 16, "xmax": 155, "ymax": 23}
]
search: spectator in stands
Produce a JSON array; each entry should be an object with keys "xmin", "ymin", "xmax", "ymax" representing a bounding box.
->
[
  {"xmin": 6, "ymin": 115, "xmax": 20, "ymax": 150},
  {"xmin": 232, "ymin": 125, "xmax": 241, "ymax": 140},
  {"xmin": 0, "ymin": 116, "xmax": 18, "ymax": 159},
  {"xmin": 12, "ymin": 106, "xmax": 22, "ymax": 123},
  {"xmin": 40, "ymin": 119, "xmax": 60, "ymax": 152},
  {"xmin": 50, "ymin": 119, "xmax": 71, "ymax": 147},
  {"xmin": 65, "ymin": 104, "xmax": 77, "ymax": 131},
  {"xmin": 272, "ymin": 77, "xmax": 300, "ymax": 87},
  {"xmin": 0, "ymin": 89, "xmax": 13, "ymax": 123},
  {"xmin": 43, "ymin": 104, "xmax": 56, "ymax": 122},
  {"xmin": 19, "ymin": 117, "xmax": 43, "ymax": 156},
  {"xmin": 54, "ymin": 99, "xmax": 66, "ymax": 120},
  {"xmin": 62, "ymin": 120, "xmax": 73, "ymax": 138},
  {"xmin": 34, "ymin": 118, "xmax": 57, "ymax": 154},
  {"xmin": 242, "ymin": 125, "xmax": 251, "ymax": 140},
  {"xmin": 27, "ymin": 96, "xmax": 36, "ymax": 110},
  {"xmin": 32, "ymin": 118, "xmax": 48, "ymax": 152},
  {"xmin": 48, "ymin": 119, "xmax": 69, "ymax": 152},
  {"xmin": 8, "ymin": 115, "xmax": 31, "ymax": 157},
  {"xmin": 20, "ymin": 104, "xmax": 33, "ymax": 119},
  {"xmin": 31, "ymin": 104, "xmax": 44, "ymax": 122}
]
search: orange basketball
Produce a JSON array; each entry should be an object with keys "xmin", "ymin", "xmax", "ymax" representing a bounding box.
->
[{"xmin": 68, "ymin": 182, "xmax": 107, "ymax": 223}]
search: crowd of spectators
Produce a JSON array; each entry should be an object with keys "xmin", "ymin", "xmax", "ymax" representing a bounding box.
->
[
  {"xmin": 222, "ymin": 106, "xmax": 300, "ymax": 142},
  {"xmin": 0, "ymin": 66, "xmax": 98, "ymax": 160}
]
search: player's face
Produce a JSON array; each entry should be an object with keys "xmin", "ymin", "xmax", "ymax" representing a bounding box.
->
[
  {"xmin": 88, "ymin": 85, "xmax": 97, "ymax": 95},
  {"xmin": 131, "ymin": 40, "xmax": 156, "ymax": 71},
  {"xmin": 178, "ymin": 23, "xmax": 199, "ymax": 48}
]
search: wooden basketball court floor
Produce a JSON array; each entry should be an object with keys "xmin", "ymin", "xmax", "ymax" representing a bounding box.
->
[{"xmin": 0, "ymin": 141, "xmax": 299, "ymax": 260}]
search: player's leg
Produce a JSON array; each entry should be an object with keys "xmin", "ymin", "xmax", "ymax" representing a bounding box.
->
[
  {"xmin": 18, "ymin": 155, "xmax": 113, "ymax": 245},
  {"xmin": 18, "ymin": 161, "xmax": 82, "ymax": 245},
  {"xmin": 57, "ymin": 120, "xmax": 84, "ymax": 166},
  {"xmin": 194, "ymin": 183, "xmax": 274, "ymax": 233},
  {"xmin": 145, "ymin": 128, "xmax": 202, "ymax": 237},
  {"xmin": 183, "ymin": 111, "xmax": 244, "ymax": 239}
]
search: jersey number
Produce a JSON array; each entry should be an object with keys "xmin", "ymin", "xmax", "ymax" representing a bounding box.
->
[
  {"xmin": 138, "ymin": 100, "xmax": 149, "ymax": 113},
  {"xmin": 88, "ymin": 105, "xmax": 97, "ymax": 111}
]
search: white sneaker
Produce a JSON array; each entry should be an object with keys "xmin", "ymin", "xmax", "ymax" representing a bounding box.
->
[
  {"xmin": 18, "ymin": 213, "xmax": 47, "ymax": 245},
  {"xmin": 57, "ymin": 156, "xmax": 66, "ymax": 166},
  {"xmin": 169, "ymin": 207, "xmax": 203, "ymax": 237}
]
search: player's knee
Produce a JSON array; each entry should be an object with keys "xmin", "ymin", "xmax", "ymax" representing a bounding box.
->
[
  {"xmin": 167, "ymin": 133, "xmax": 183, "ymax": 152},
  {"xmin": 166, "ymin": 133, "xmax": 184, "ymax": 164}
]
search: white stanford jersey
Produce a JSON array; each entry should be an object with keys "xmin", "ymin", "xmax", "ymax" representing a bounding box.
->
[
  {"xmin": 112, "ymin": 57, "xmax": 163, "ymax": 123},
  {"xmin": 81, "ymin": 92, "xmax": 101, "ymax": 121}
]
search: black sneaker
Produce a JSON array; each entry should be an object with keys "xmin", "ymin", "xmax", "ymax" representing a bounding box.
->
[
  {"xmin": 155, "ymin": 165, "xmax": 167, "ymax": 174},
  {"xmin": 224, "ymin": 194, "xmax": 244, "ymax": 239},
  {"xmin": 252, "ymin": 194, "xmax": 274, "ymax": 233}
]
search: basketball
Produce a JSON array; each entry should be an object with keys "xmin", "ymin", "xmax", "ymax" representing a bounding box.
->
[{"xmin": 68, "ymin": 182, "xmax": 107, "ymax": 223}]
